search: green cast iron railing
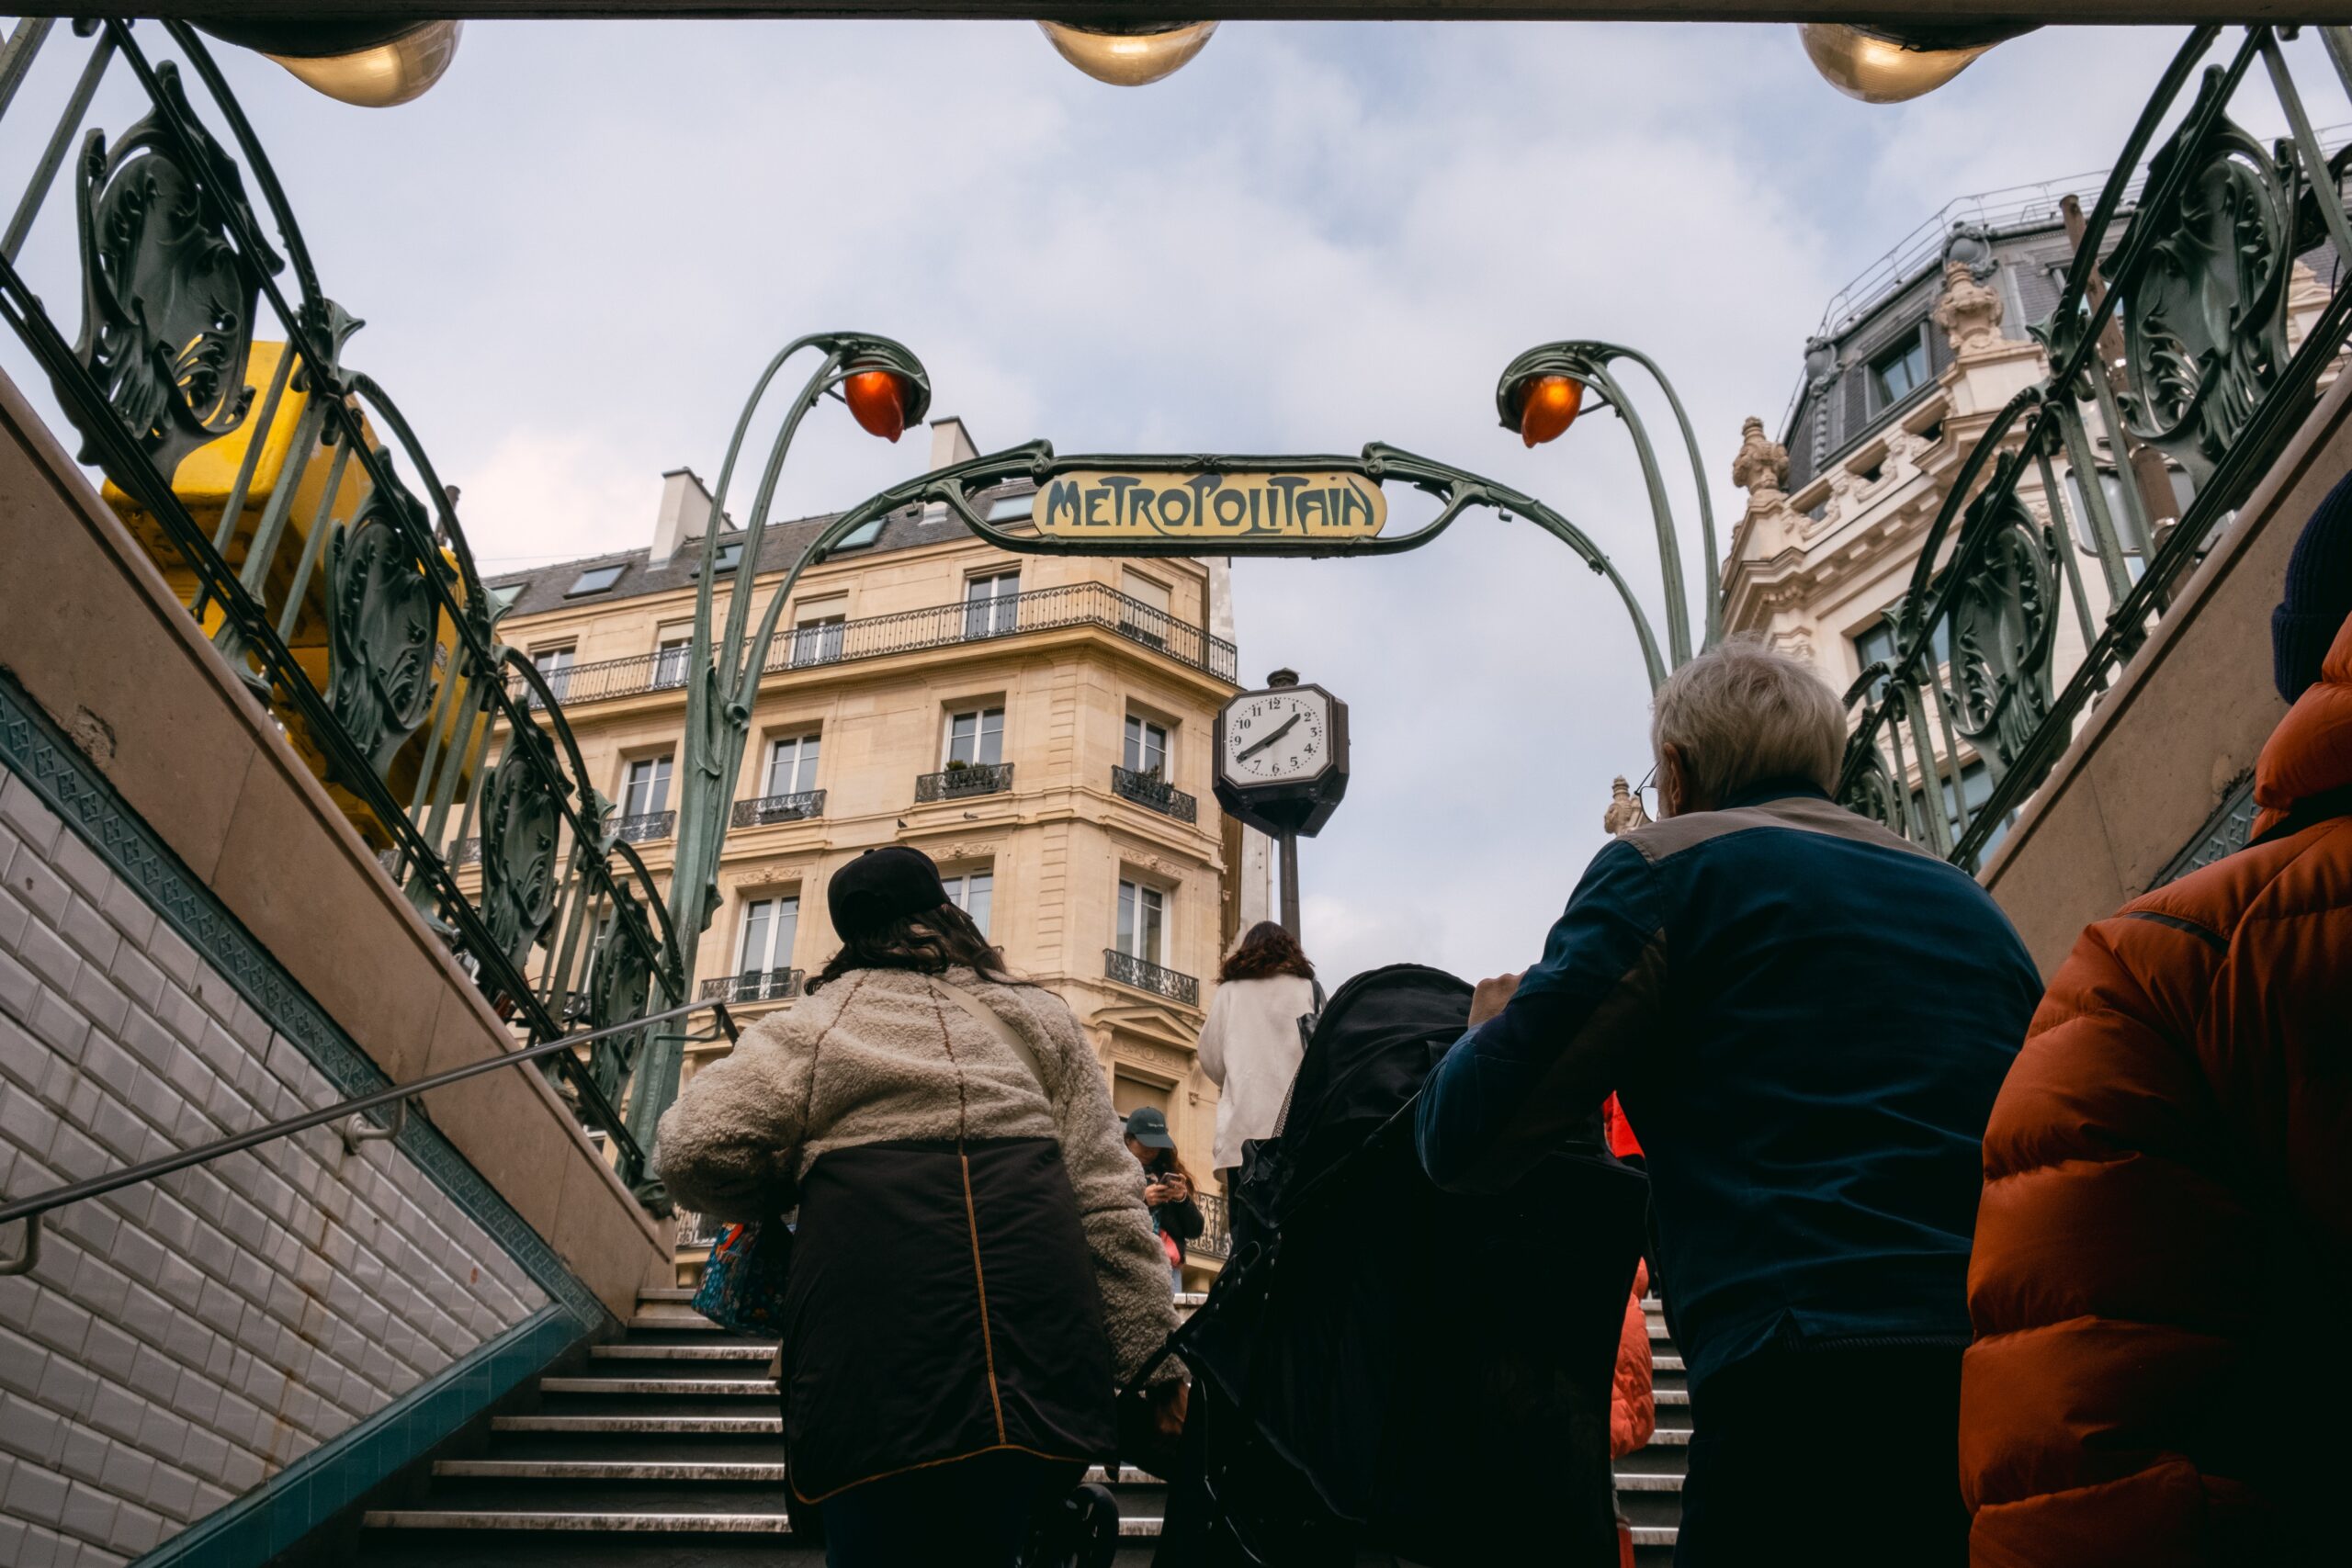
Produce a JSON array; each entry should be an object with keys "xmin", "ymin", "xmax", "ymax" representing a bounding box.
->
[
  {"xmin": 1840, "ymin": 25, "xmax": 2352, "ymax": 873},
  {"xmin": 0, "ymin": 17, "xmax": 684, "ymax": 1193}
]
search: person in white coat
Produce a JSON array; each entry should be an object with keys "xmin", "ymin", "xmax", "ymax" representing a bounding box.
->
[{"xmin": 1197, "ymin": 920, "xmax": 1319, "ymax": 1258}]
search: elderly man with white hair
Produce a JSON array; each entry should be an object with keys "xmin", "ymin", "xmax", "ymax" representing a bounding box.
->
[{"xmin": 1415, "ymin": 638, "xmax": 2040, "ymax": 1566}]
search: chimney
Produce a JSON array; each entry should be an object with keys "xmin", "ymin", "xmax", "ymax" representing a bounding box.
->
[
  {"xmin": 923, "ymin": 417, "xmax": 978, "ymax": 526},
  {"xmin": 650, "ymin": 467, "xmax": 715, "ymax": 567}
]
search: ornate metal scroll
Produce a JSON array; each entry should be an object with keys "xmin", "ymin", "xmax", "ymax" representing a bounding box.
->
[
  {"xmin": 2115, "ymin": 80, "xmax": 2294, "ymax": 486},
  {"xmin": 584, "ymin": 883, "xmax": 658, "ymax": 1106},
  {"xmin": 1934, "ymin": 477, "xmax": 2060, "ymax": 785},
  {"xmin": 478, "ymin": 721, "xmax": 564, "ymax": 976},
  {"xmin": 66, "ymin": 62, "xmax": 280, "ymax": 474},
  {"xmin": 1838, "ymin": 734, "xmax": 1912, "ymax": 840},
  {"xmin": 323, "ymin": 472, "xmax": 440, "ymax": 785}
]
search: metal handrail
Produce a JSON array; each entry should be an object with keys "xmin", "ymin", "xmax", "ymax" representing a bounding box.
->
[{"xmin": 0, "ymin": 1000, "xmax": 734, "ymax": 1274}]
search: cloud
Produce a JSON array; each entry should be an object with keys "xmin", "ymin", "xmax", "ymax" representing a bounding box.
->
[{"xmin": 0, "ymin": 18, "xmax": 2265, "ymax": 983}]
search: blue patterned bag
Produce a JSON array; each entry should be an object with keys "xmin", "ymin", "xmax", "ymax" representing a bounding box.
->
[{"xmin": 691, "ymin": 1219, "xmax": 793, "ymax": 1336}]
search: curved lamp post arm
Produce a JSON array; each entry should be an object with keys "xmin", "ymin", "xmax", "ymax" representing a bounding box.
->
[
  {"xmin": 626, "ymin": 332, "xmax": 931, "ymax": 1201},
  {"xmin": 1497, "ymin": 340, "xmax": 1715, "ymax": 671},
  {"xmin": 1598, "ymin": 342, "xmax": 1722, "ymax": 651}
]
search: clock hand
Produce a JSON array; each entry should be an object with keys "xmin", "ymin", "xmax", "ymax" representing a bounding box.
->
[{"xmin": 1237, "ymin": 712, "xmax": 1302, "ymax": 761}]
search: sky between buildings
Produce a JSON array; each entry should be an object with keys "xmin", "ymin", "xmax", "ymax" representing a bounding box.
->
[{"xmin": 6, "ymin": 19, "xmax": 2335, "ymax": 984}]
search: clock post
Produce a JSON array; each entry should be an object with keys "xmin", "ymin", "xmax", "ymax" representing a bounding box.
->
[{"xmin": 1214, "ymin": 669, "xmax": 1351, "ymax": 942}]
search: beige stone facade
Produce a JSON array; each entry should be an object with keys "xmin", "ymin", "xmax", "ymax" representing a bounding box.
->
[
  {"xmin": 1722, "ymin": 203, "xmax": 2330, "ymax": 847},
  {"xmin": 481, "ymin": 422, "xmax": 1257, "ymax": 1276}
]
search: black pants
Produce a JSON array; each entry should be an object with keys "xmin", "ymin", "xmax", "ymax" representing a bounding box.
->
[
  {"xmin": 821, "ymin": 1450, "xmax": 1072, "ymax": 1567},
  {"xmin": 1676, "ymin": 1345, "xmax": 1966, "ymax": 1568}
]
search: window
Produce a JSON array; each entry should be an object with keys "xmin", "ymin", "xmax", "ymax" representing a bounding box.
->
[
  {"xmin": 736, "ymin": 894, "xmax": 799, "ymax": 976},
  {"xmin": 1913, "ymin": 759, "xmax": 2010, "ymax": 858},
  {"xmin": 964, "ymin": 571, "xmax": 1021, "ymax": 639},
  {"xmin": 834, "ymin": 518, "xmax": 885, "ymax": 550},
  {"xmin": 1852, "ymin": 608, "xmax": 1951, "ymax": 698},
  {"xmin": 945, "ymin": 707, "xmax": 1005, "ymax": 768},
  {"xmin": 987, "ymin": 494, "xmax": 1034, "ymax": 523},
  {"xmin": 944, "ymin": 867, "xmax": 993, "ymax": 938},
  {"xmin": 1124, "ymin": 715, "xmax": 1170, "ymax": 778},
  {"xmin": 622, "ymin": 755, "xmax": 673, "ymax": 818},
  {"xmin": 1117, "ymin": 879, "xmax": 1166, "ymax": 964},
  {"xmin": 1122, "ymin": 572, "xmax": 1171, "ymax": 649},
  {"xmin": 566, "ymin": 564, "xmax": 626, "ymax": 597},
  {"xmin": 652, "ymin": 636, "xmax": 692, "ymax": 690},
  {"xmin": 1871, "ymin": 333, "xmax": 1930, "ymax": 410},
  {"xmin": 530, "ymin": 647, "xmax": 574, "ymax": 707},
  {"xmin": 764, "ymin": 733, "xmax": 820, "ymax": 798},
  {"xmin": 789, "ymin": 613, "xmax": 846, "ymax": 667}
]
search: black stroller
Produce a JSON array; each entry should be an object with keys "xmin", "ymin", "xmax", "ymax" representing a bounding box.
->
[{"xmin": 1131, "ymin": 964, "xmax": 1649, "ymax": 1567}]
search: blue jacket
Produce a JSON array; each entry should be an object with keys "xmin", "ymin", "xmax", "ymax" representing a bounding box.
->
[{"xmin": 1415, "ymin": 782, "xmax": 2040, "ymax": 1394}]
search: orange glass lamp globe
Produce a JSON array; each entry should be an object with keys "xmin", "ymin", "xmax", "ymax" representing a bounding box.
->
[
  {"xmin": 843, "ymin": 369, "xmax": 908, "ymax": 442},
  {"xmin": 1517, "ymin": 374, "xmax": 1585, "ymax": 447}
]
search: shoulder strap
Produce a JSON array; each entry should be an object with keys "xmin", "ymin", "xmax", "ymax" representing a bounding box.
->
[{"xmin": 933, "ymin": 978, "xmax": 1050, "ymax": 1096}]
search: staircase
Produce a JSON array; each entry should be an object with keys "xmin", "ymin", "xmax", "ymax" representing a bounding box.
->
[
  {"xmin": 355, "ymin": 1287, "xmax": 1171, "ymax": 1564},
  {"xmin": 360, "ymin": 1286, "xmax": 1683, "ymax": 1565},
  {"xmin": 1613, "ymin": 1293, "xmax": 1688, "ymax": 1566}
]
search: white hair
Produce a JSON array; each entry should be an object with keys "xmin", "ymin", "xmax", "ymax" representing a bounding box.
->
[{"xmin": 1650, "ymin": 637, "xmax": 1845, "ymax": 808}]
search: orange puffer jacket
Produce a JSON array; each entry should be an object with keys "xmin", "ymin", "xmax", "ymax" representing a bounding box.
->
[
  {"xmin": 1961, "ymin": 615, "xmax": 2352, "ymax": 1565},
  {"xmin": 1611, "ymin": 1260, "xmax": 1655, "ymax": 1461}
]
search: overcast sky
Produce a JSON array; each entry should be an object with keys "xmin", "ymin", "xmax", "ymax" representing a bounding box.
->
[{"xmin": 6, "ymin": 19, "xmax": 2329, "ymax": 983}]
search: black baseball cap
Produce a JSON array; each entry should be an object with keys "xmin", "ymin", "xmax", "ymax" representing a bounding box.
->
[
  {"xmin": 827, "ymin": 846, "xmax": 952, "ymax": 940},
  {"xmin": 1124, "ymin": 1106, "xmax": 1176, "ymax": 1150}
]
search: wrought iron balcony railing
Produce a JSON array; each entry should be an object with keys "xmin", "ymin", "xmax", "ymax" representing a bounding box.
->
[
  {"xmin": 731, "ymin": 789, "xmax": 826, "ymax": 828},
  {"xmin": 503, "ymin": 581, "xmax": 1238, "ymax": 709},
  {"xmin": 1111, "ymin": 765, "xmax": 1198, "ymax": 822},
  {"xmin": 917, "ymin": 761, "xmax": 1014, "ymax": 802},
  {"xmin": 615, "ymin": 810, "xmax": 676, "ymax": 844},
  {"xmin": 699, "ymin": 969, "xmax": 805, "ymax": 1004},
  {"xmin": 1836, "ymin": 25, "xmax": 2352, "ymax": 875},
  {"xmin": 0, "ymin": 18, "xmax": 684, "ymax": 1197},
  {"xmin": 1104, "ymin": 948, "xmax": 1200, "ymax": 1007}
]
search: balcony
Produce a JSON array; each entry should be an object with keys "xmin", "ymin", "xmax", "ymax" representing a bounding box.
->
[
  {"xmin": 700, "ymin": 969, "xmax": 806, "ymax": 1004},
  {"xmin": 1111, "ymin": 765, "xmax": 1196, "ymax": 823},
  {"xmin": 510, "ymin": 581, "xmax": 1239, "ymax": 709},
  {"xmin": 1104, "ymin": 947, "xmax": 1200, "ymax": 1007},
  {"xmin": 615, "ymin": 810, "xmax": 675, "ymax": 844},
  {"xmin": 731, "ymin": 789, "xmax": 827, "ymax": 828},
  {"xmin": 917, "ymin": 762, "xmax": 1014, "ymax": 803}
]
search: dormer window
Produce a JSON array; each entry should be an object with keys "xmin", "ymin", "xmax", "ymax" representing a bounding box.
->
[
  {"xmin": 1871, "ymin": 333, "xmax": 1930, "ymax": 409},
  {"xmin": 566, "ymin": 564, "xmax": 626, "ymax": 597}
]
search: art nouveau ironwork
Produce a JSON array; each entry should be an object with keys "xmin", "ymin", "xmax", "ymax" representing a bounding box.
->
[
  {"xmin": 0, "ymin": 16, "xmax": 684, "ymax": 1189},
  {"xmin": 1836, "ymin": 25, "xmax": 2352, "ymax": 872}
]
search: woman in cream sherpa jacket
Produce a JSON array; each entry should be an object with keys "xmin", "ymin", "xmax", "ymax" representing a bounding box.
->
[{"xmin": 654, "ymin": 949, "xmax": 1181, "ymax": 1533}]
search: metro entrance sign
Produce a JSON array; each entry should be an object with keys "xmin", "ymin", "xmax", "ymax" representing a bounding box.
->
[{"xmin": 1036, "ymin": 467, "xmax": 1386, "ymax": 544}]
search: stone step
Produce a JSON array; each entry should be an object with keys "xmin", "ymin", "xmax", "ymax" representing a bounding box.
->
[
  {"xmin": 432, "ymin": 1458, "xmax": 1164, "ymax": 1488},
  {"xmin": 639, "ymin": 1288, "xmax": 699, "ymax": 1304},
  {"xmin": 590, "ymin": 1343, "xmax": 774, "ymax": 1362},
  {"xmin": 362, "ymin": 1510, "xmax": 1166, "ymax": 1537},
  {"xmin": 538, "ymin": 1377, "xmax": 779, "ymax": 1398},
  {"xmin": 494, "ymin": 1415, "xmax": 782, "ymax": 1436},
  {"xmin": 1612, "ymin": 1470, "xmax": 1685, "ymax": 1529}
]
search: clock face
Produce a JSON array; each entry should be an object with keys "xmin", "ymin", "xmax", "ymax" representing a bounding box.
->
[{"xmin": 1221, "ymin": 688, "xmax": 1331, "ymax": 785}]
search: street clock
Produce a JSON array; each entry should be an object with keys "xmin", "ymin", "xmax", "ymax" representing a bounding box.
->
[
  {"xmin": 1215, "ymin": 675, "xmax": 1350, "ymax": 836},
  {"xmin": 1215, "ymin": 671, "xmax": 1349, "ymax": 937}
]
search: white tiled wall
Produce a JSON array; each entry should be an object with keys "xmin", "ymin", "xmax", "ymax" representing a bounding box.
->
[{"xmin": 0, "ymin": 765, "xmax": 548, "ymax": 1567}]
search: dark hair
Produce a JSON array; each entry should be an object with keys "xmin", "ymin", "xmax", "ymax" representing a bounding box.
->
[
  {"xmin": 1219, "ymin": 920, "xmax": 1316, "ymax": 983},
  {"xmin": 806, "ymin": 901, "xmax": 1023, "ymax": 993}
]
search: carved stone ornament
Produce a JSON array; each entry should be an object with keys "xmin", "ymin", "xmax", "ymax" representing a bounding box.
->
[
  {"xmin": 1602, "ymin": 776, "xmax": 1652, "ymax": 837},
  {"xmin": 1931, "ymin": 258, "xmax": 2006, "ymax": 355},
  {"xmin": 726, "ymin": 863, "xmax": 808, "ymax": 890},
  {"xmin": 1729, "ymin": 416, "xmax": 1790, "ymax": 508},
  {"xmin": 324, "ymin": 472, "xmax": 440, "ymax": 787},
  {"xmin": 68, "ymin": 62, "xmax": 283, "ymax": 476}
]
